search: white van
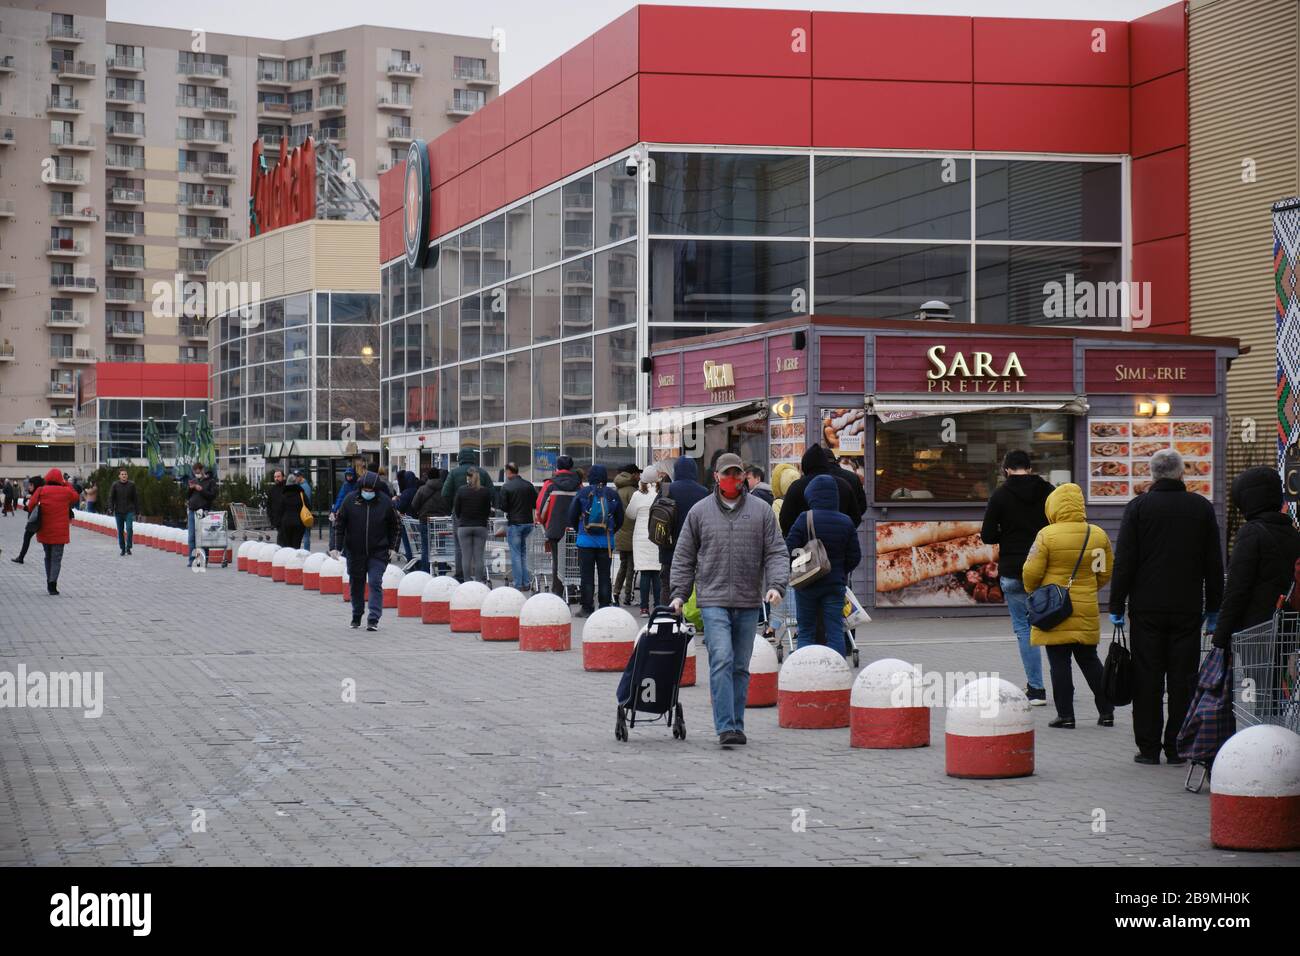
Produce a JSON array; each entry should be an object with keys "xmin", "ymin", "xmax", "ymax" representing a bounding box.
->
[{"xmin": 15, "ymin": 418, "xmax": 74, "ymax": 438}]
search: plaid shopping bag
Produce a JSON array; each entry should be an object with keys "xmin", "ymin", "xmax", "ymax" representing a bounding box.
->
[{"xmin": 1176, "ymin": 647, "xmax": 1235, "ymax": 764}]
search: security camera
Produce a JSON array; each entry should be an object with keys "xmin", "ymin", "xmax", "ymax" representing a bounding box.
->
[{"xmin": 625, "ymin": 150, "xmax": 642, "ymax": 177}]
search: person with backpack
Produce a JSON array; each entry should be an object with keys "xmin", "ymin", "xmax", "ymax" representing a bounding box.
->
[
  {"xmin": 611, "ymin": 464, "xmax": 640, "ymax": 605},
  {"xmin": 624, "ymin": 466, "xmax": 664, "ymax": 615},
  {"xmin": 453, "ymin": 469, "xmax": 493, "ymax": 583},
  {"xmin": 784, "ymin": 474, "xmax": 862, "ymax": 655},
  {"xmin": 25, "ymin": 468, "xmax": 80, "ymax": 595},
  {"xmin": 1109, "ymin": 449, "xmax": 1224, "ymax": 765},
  {"xmin": 1021, "ymin": 483, "xmax": 1116, "ymax": 730},
  {"xmin": 536, "ymin": 455, "xmax": 582, "ymax": 598},
  {"xmin": 567, "ymin": 464, "xmax": 624, "ymax": 616},
  {"xmin": 657, "ymin": 457, "xmax": 710, "ymax": 598}
]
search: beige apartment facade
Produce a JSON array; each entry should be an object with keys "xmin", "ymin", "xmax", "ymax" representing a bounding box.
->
[{"xmin": 0, "ymin": 0, "xmax": 496, "ymax": 477}]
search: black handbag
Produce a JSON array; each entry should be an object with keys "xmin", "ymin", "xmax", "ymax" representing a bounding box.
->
[
  {"xmin": 1026, "ymin": 526, "xmax": 1091, "ymax": 630},
  {"xmin": 1102, "ymin": 624, "xmax": 1134, "ymax": 706},
  {"xmin": 25, "ymin": 502, "xmax": 41, "ymax": 532}
]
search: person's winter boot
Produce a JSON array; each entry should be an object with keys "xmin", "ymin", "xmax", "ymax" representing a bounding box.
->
[{"xmin": 47, "ymin": 581, "xmax": 58, "ymax": 596}]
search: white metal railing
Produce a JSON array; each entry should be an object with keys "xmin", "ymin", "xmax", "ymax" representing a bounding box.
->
[
  {"xmin": 47, "ymin": 25, "xmax": 84, "ymax": 41},
  {"xmin": 107, "ymin": 122, "xmax": 144, "ymax": 137},
  {"xmin": 47, "ymin": 95, "xmax": 81, "ymax": 111},
  {"xmin": 105, "ymin": 150, "xmax": 143, "ymax": 168},
  {"xmin": 106, "ymin": 55, "xmax": 144, "ymax": 71},
  {"xmin": 179, "ymin": 191, "xmax": 230, "ymax": 207},
  {"xmin": 387, "ymin": 126, "xmax": 414, "ymax": 139},
  {"xmin": 105, "ymin": 221, "xmax": 143, "ymax": 235},
  {"xmin": 388, "ymin": 61, "xmax": 422, "ymax": 76},
  {"xmin": 47, "ymin": 166, "xmax": 85, "ymax": 184},
  {"xmin": 312, "ymin": 61, "xmax": 346, "ymax": 78},
  {"xmin": 107, "ymin": 315, "xmax": 145, "ymax": 335},
  {"xmin": 47, "ymin": 310, "xmax": 87, "ymax": 327},
  {"xmin": 105, "ymin": 284, "xmax": 142, "ymax": 302},
  {"xmin": 56, "ymin": 61, "xmax": 96, "ymax": 77},
  {"xmin": 453, "ymin": 67, "xmax": 497, "ymax": 84},
  {"xmin": 50, "ymin": 345, "xmax": 97, "ymax": 360},
  {"xmin": 105, "ymin": 86, "xmax": 145, "ymax": 103},
  {"xmin": 47, "ymin": 239, "xmax": 86, "ymax": 253},
  {"xmin": 50, "ymin": 132, "xmax": 95, "ymax": 148},
  {"xmin": 180, "ymin": 60, "xmax": 228, "ymax": 78},
  {"xmin": 110, "ymin": 255, "xmax": 144, "ymax": 270},
  {"xmin": 178, "ymin": 126, "xmax": 232, "ymax": 143},
  {"xmin": 109, "ymin": 187, "xmax": 144, "ymax": 203},
  {"xmin": 50, "ymin": 275, "xmax": 97, "ymax": 292}
]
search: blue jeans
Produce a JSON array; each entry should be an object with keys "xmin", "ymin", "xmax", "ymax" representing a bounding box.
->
[
  {"xmin": 639, "ymin": 570, "xmax": 661, "ymax": 611},
  {"xmin": 507, "ymin": 524, "xmax": 531, "ymax": 588},
  {"xmin": 398, "ymin": 522, "xmax": 413, "ymax": 562},
  {"xmin": 1000, "ymin": 576, "xmax": 1044, "ymax": 690},
  {"xmin": 349, "ymin": 556, "xmax": 386, "ymax": 623},
  {"xmin": 187, "ymin": 510, "xmax": 198, "ymax": 565},
  {"xmin": 115, "ymin": 511, "xmax": 134, "ymax": 553},
  {"xmin": 699, "ymin": 606, "xmax": 761, "ymax": 735},
  {"xmin": 794, "ymin": 580, "xmax": 847, "ymax": 656},
  {"xmin": 301, "ymin": 526, "xmax": 312, "ymax": 550}
]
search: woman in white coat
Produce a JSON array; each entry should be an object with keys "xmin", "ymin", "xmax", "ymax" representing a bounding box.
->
[{"xmin": 624, "ymin": 466, "xmax": 663, "ymax": 615}]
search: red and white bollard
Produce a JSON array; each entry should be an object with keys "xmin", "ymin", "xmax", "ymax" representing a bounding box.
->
[
  {"xmin": 519, "ymin": 593, "xmax": 572, "ymax": 651},
  {"xmin": 1211, "ymin": 724, "xmax": 1300, "ymax": 851},
  {"xmin": 481, "ymin": 587, "xmax": 527, "ymax": 641},
  {"xmin": 945, "ymin": 678, "xmax": 1034, "ymax": 779},
  {"xmin": 450, "ymin": 581, "xmax": 490, "ymax": 633},
  {"xmin": 318, "ymin": 557, "xmax": 343, "ymax": 595},
  {"xmin": 381, "ymin": 566, "xmax": 404, "ymax": 609},
  {"xmin": 284, "ymin": 549, "xmax": 308, "ymax": 585},
  {"xmin": 397, "ymin": 571, "xmax": 433, "ymax": 618},
  {"xmin": 851, "ymin": 658, "xmax": 929, "ymax": 749},
  {"xmin": 777, "ymin": 646, "xmax": 853, "ymax": 728},
  {"xmin": 302, "ymin": 552, "xmax": 327, "ymax": 590},
  {"xmin": 746, "ymin": 637, "xmax": 779, "ymax": 707},
  {"xmin": 582, "ymin": 607, "xmax": 639, "ymax": 670},
  {"xmin": 255, "ymin": 543, "xmax": 277, "ymax": 577},
  {"xmin": 270, "ymin": 547, "xmax": 295, "ymax": 582},
  {"xmin": 421, "ymin": 575, "xmax": 459, "ymax": 624},
  {"xmin": 235, "ymin": 540, "xmax": 254, "ymax": 572}
]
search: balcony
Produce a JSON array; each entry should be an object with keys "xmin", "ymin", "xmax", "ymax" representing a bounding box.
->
[
  {"xmin": 50, "ymin": 275, "xmax": 98, "ymax": 294},
  {"xmin": 47, "ymin": 25, "xmax": 85, "ymax": 43},
  {"xmin": 0, "ymin": 272, "xmax": 15, "ymax": 290},
  {"xmin": 0, "ymin": 199, "xmax": 14, "ymax": 218},
  {"xmin": 105, "ymin": 150, "xmax": 143, "ymax": 170},
  {"xmin": 178, "ymin": 352, "xmax": 208, "ymax": 365},
  {"xmin": 258, "ymin": 133, "xmax": 283, "ymax": 151},
  {"xmin": 106, "ymin": 351, "xmax": 145, "ymax": 362},
  {"xmin": 107, "ymin": 314, "xmax": 145, "ymax": 337},
  {"xmin": 446, "ymin": 99, "xmax": 482, "ymax": 117},
  {"xmin": 46, "ymin": 310, "xmax": 87, "ymax": 328},
  {"xmin": 50, "ymin": 131, "xmax": 96, "ymax": 152},
  {"xmin": 180, "ymin": 320, "xmax": 208, "ymax": 339},
  {"xmin": 0, "ymin": 128, "xmax": 13, "ymax": 147},
  {"xmin": 257, "ymin": 68, "xmax": 290, "ymax": 87},
  {"xmin": 45, "ymin": 167, "xmax": 86, "ymax": 186},
  {"xmin": 203, "ymin": 162, "xmax": 235, "ymax": 180},
  {"xmin": 104, "ymin": 284, "xmax": 142, "ymax": 304},
  {"xmin": 453, "ymin": 68, "xmax": 498, "ymax": 87},
  {"xmin": 106, "ymin": 55, "xmax": 144, "ymax": 73},
  {"xmin": 105, "ymin": 87, "xmax": 145, "ymax": 105},
  {"xmin": 377, "ymin": 95, "xmax": 412, "ymax": 112},
  {"xmin": 0, "ymin": 343, "xmax": 14, "ymax": 360},
  {"xmin": 315, "ymin": 127, "xmax": 346, "ymax": 146},
  {"xmin": 178, "ymin": 226, "xmax": 236, "ymax": 244},
  {"xmin": 107, "ymin": 186, "xmax": 144, "ymax": 205},
  {"xmin": 46, "ymin": 95, "xmax": 83, "ymax": 115},
  {"xmin": 180, "ymin": 257, "xmax": 209, "ymax": 275},
  {"xmin": 46, "ymin": 238, "xmax": 87, "ymax": 257},
  {"xmin": 105, "ymin": 220, "xmax": 143, "ymax": 237},
  {"xmin": 50, "ymin": 345, "xmax": 97, "ymax": 363},
  {"xmin": 180, "ymin": 61, "xmax": 228, "ymax": 80},
  {"xmin": 318, "ymin": 93, "xmax": 347, "ymax": 112},
  {"xmin": 312, "ymin": 61, "xmax": 345, "ymax": 81},
  {"xmin": 56, "ymin": 60, "xmax": 96, "ymax": 81},
  {"xmin": 0, "ymin": 56, "xmax": 14, "ymax": 74},
  {"xmin": 109, "ymin": 254, "xmax": 144, "ymax": 271},
  {"xmin": 179, "ymin": 191, "xmax": 230, "ymax": 210},
  {"xmin": 107, "ymin": 121, "xmax": 144, "ymax": 139},
  {"xmin": 385, "ymin": 60, "xmax": 421, "ymax": 78},
  {"xmin": 257, "ymin": 100, "xmax": 292, "ymax": 118},
  {"xmin": 52, "ymin": 204, "xmax": 98, "ymax": 222},
  {"xmin": 386, "ymin": 126, "xmax": 414, "ymax": 143},
  {"xmin": 48, "ymin": 381, "xmax": 77, "ymax": 400},
  {"xmin": 178, "ymin": 126, "xmax": 232, "ymax": 145}
]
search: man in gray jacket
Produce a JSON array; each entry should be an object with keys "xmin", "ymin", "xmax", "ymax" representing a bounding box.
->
[{"xmin": 670, "ymin": 453, "xmax": 789, "ymax": 747}]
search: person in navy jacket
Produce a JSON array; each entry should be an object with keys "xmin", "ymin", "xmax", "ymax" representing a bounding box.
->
[
  {"xmin": 784, "ymin": 474, "xmax": 861, "ymax": 655},
  {"xmin": 567, "ymin": 463, "xmax": 624, "ymax": 616}
]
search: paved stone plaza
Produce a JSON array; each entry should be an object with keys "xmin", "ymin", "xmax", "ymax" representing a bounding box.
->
[{"xmin": 1, "ymin": 516, "xmax": 1295, "ymax": 867}]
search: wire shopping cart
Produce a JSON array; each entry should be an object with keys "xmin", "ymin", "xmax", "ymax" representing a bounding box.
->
[
  {"xmin": 228, "ymin": 503, "xmax": 274, "ymax": 543},
  {"xmin": 528, "ymin": 529, "xmax": 582, "ymax": 604},
  {"xmin": 195, "ymin": 510, "xmax": 231, "ymax": 568},
  {"xmin": 1230, "ymin": 612, "xmax": 1300, "ymax": 733}
]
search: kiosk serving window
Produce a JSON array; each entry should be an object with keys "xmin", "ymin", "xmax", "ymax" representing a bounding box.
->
[{"xmin": 874, "ymin": 411, "xmax": 1073, "ymax": 502}]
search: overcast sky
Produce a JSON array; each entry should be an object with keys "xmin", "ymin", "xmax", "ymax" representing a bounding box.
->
[{"xmin": 108, "ymin": 0, "xmax": 1175, "ymax": 89}]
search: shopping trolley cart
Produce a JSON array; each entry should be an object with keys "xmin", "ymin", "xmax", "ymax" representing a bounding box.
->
[
  {"xmin": 195, "ymin": 510, "xmax": 231, "ymax": 568},
  {"xmin": 394, "ymin": 515, "xmax": 425, "ymax": 571},
  {"xmin": 529, "ymin": 528, "xmax": 583, "ymax": 604},
  {"xmin": 760, "ymin": 586, "xmax": 864, "ymax": 666},
  {"xmin": 1231, "ymin": 612, "xmax": 1300, "ymax": 733},
  {"xmin": 228, "ymin": 502, "xmax": 274, "ymax": 543}
]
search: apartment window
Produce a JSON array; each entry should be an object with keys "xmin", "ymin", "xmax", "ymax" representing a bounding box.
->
[
  {"xmin": 287, "ymin": 56, "xmax": 312, "ymax": 82},
  {"xmin": 109, "ymin": 44, "xmax": 143, "ymax": 68},
  {"xmin": 107, "ymin": 78, "xmax": 145, "ymax": 102},
  {"xmin": 452, "ymin": 88, "xmax": 486, "ymax": 113},
  {"xmin": 289, "ymin": 124, "xmax": 311, "ymax": 148},
  {"xmin": 107, "ymin": 144, "xmax": 144, "ymax": 168},
  {"xmin": 289, "ymin": 90, "xmax": 313, "ymax": 113},
  {"xmin": 258, "ymin": 91, "xmax": 287, "ymax": 107},
  {"xmin": 454, "ymin": 56, "xmax": 487, "ymax": 80},
  {"xmin": 392, "ymin": 49, "xmax": 411, "ymax": 64},
  {"xmin": 108, "ymin": 344, "xmax": 145, "ymax": 362},
  {"xmin": 319, "ymin": 85, "xmax": 346, "ymax": 108},
  {"xmin": 319, "ymin": 52, "xmax": 345, "ymax": 73},
  {"xmin": 389, "ymin": 82, "xmax": 411, "ymax": 105},
  {"xmin": 257, "ymin": 59, "xmax": 284, "ymax": 82},
  {"xmin": 180, "ymin": 345, "xmax": 207, "ymax": 363}
]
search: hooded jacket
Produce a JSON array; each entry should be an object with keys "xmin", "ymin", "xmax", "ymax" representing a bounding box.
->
[
  {"xmin": 335, "ymin": 472, "xmax": 400, "ymax": 563},
  {"xmin": 440, "ymin": 448, "xmax": 493, "ymax": 515},
  {"xmin": 612, "ymin": 470, "xmax": 638, "ymax": 550},
  {"xmin": 779, "ymin": 445, "xmax": 862, "ymax": 537},
  {"xmin": 825, "ymin": 447, "xmax": 868, "ymax": 518},
  {"xmin": 1211, "ymin": 467, "xmax": 1300, "ymax": 648},
  {"xmin": 980, "ymin": 473, "xmax": 1054, "ymax": 580},
  {"xmin": 29, "ymin": 468, "xmax": 79, "ymax": 545},
  {"xmin": 537, "ymin": 468, "xmax": 582, "ymax": 541},
  {"xmin": 412, "ymin": 472, "xmax": 449, "ymax": 518},
  {"xmin": 394, "ymin": 470, "xmax": 420, "ymax": 513},
  {"xmin": 785, "ymin": 474, "xmax": 862, "ymax": 587},
  {"xmin": 186, "ymin": 471, "xmax": 217, "ymax": 513},
  {"xmin": 1021, "ymin": 484, "xmax": 1114, "ymax": 647},
  {"xmin": 332, "ymin": 476, "xmax": 358, "ymax": 514},
  {"xmin": 664, "ymin": 458, "xmax": 709, "ymax": 545},
  {"xmin": 568, "ymin": 464, "xmax": 624, "ymax": 549},
  {"xmin": 669, "ymin": 484, "xmax": 790, "ymax": 608},
  {"xmin": 749, "ymin": 481, "xmax": 775, "ymax": 506}
]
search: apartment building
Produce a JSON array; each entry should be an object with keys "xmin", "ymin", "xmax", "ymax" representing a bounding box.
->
[{"xmin": 0, "ymin": 0, "xmax": 497, "ymax": 476}]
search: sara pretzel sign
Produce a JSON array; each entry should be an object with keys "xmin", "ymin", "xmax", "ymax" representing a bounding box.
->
[{"xmin": 403, "ymin": 139, "xmax": 433, "ymax": 270}]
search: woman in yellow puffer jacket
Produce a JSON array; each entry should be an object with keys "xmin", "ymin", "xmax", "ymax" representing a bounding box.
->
[
  {"xmin": 1021, "ymin": 483, "xmax": 1116, "ymax": 730},
  {"xmin": 771, "ymin": 463, "xmax": 799, "ymax": 523}
]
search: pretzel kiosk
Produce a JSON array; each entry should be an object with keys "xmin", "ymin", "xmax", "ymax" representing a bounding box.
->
[{"xmin": 645, "ymin": 316, "xmax": 1241, "ymax": 617}]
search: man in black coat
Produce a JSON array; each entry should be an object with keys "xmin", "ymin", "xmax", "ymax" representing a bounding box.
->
[
  {"xmin": 185, "ymin": 462, "xmax": 218, "ymax": 567},
  {"xmin": 778, "ymin": 444, "xmax": 862, "ymax": 538},
  {"xmin": 980, "ymin": 449, "xmax": 1054, "ymax": 705},
  {"xmin": 107, "ymin": 467, "xmax": 140, "ymax": 556},
  {"xmin": 1110, "ymin": 449, "xmax": 1224, "ymax": 765},
  {"xmin": 826, "ymin": 447, "xmax": 867, "ymax": 521},
  {"xmin": 334, "ymin": 471, "xmax": 399, "ymax": 631},
  {"xmin": 501, "ymin": 463, "xmax": 538, "ymax": 590}
]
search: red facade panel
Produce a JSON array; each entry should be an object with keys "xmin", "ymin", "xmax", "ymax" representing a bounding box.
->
[
  {"xmin": 378, "ymin": 163, "xmax": 405, "ymax": 217},
  {"xmin": 504, "ymin": 77, "xmax": 533, "ymax": 145},
  {"xmin": 1132, "ymin": 146, "xmax": 1187, "ymax": 245},
  {"xmin": 504, "ymin": 138, "xmax": 532, "ymax": 206},
  {"xmin": 874, "ymin": 336, "xmax": 1075, "ymax": 395},
  {"xmin": 812, "ymin": 79, "xmax": 972, "ymax": 150},
  {"xmin": 812, "ymin": 12, "xmax": 972, "ymax": 82},
  {"xmin": 651, "ymin": 352, "xmax": 683, "ymax": 408},
  {"xmin": 459, "ymin": 110, "xmax": 482, "ymax": 169},
  {"xmin": 561, "ymin": 101, "xmax": 596, "ymax": 177},
  {"xmin": 432, "ymin": 128, "xmax": 458, "ymax": 187},
  {"xmin": 478, "ymin": 95, "xmax": 506, "ymax": 160},
  {"xmin": 457, "ymin": 166, "xmax": 480, "ymax": 225},
  {"xmin": 818, "ymin": 335, "xmax": 865, "ymax": 394},
  {"xmin": 594, "ymin": 76, "xmax": 639, "ymax": 161},
  {"xmin": 94, "ymin": 362, "xmax": 208, "ymax": 399},
  {"xmin": 480, "ymin": 151, "xmax": 505, "ymax": 214},
  {"xmin": 1084, "ymin": 348, "xmax": 1215, "ymax": 395},
  {"xmin": 531, "ymin": 120, "xmax": 563, "ymax": 193},
  {"xmin": 532, "ymin": 59, "xmax": 564, "ymax": 131},
  {"xmin": 640, "ymin": 74, "xmax": 811, "ymax": 147},
  {"xmin": 1131, "ymin": 234, "xmax": 1188, "ymax": 334},
  {"xmin": 973, "ymin": 17, "xmax": 1129, "ymax": 85},
  {"xmin": 768, "ymin": 337, "xmax": 808, "ymax": 396},
  {"xmin": 379, "ymin": 210, "xmax": 402, "ymax": 263},
  {"xmin": 561, "ymin": 37, "xmax": 595, "ymax": 114},
  {"xmin": 434, "ymin": 179, "xmax": 457, "ymax": 236},
  {"xmin": 639, "ymin": 5, "xmax": 812, "ymax": 77},
  {"xmin": 681, "ymin": 339, "xmax": 766, "ymax": 405},
  {"xmin": 594, "ymin": 8, "xmax": 639, "ymax": 93},
  {"xmin": 974, "ymin": 85, "xmax": 1129, "ymax": 153},
  {"xmin": 1131, "ymin": 69, "xmax": 1187, "ymax": 159},
  {"xmin": 1130, "ymin": 2, "xmax": 1186, "ymax": 86}
]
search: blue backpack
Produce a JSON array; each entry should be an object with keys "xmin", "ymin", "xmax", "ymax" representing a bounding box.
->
[{"xmin": 584, "ymin": 492, "xmax": 608, "ymax": 533}]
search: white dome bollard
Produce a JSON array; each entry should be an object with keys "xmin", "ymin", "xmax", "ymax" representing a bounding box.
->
[
  {"xmin": 381, "ymin": 565, "xmax": 404, "ymax": 608},
  {"xmin": 481, "ymin": 587, "xmax": 527, "ymax": 641},
  {"xmin": 318, "ymin": 557, "xmax": 343, "ymax": 595},
  {"xmin": 397, "ymin": 571, "xmax": 433, "ymax": 617},
  {"xmin": 236, "ymin": 540, "xmax": 257, "ymax": 572},
  {"xmin": 852, "ymin": 659, "xmax": 929, "ymax": 749},
  {"xmin": 747, "ymin": 638, "xmax": 779, "ymax": 707},
  {"xmin": 302, "ymin": 552, "xmax": 328, "ymax": 589},
  {"xmin": 582, "ymin": 607, "xmax": 639, "ymax": 670},
  {"xmin": 255, "ymin": 542, "xmax": 278, "ymax": 577},
  {"xmin": 449, "ymin": 581, "xmax": 491, "ymax": 632},
  {"xmin": 270, "ymin": 546, "xmax": 296, "ymax": 582},
  {"xmin": 421, "ymin": 575, "xmax": 460, "ymax": 624},
  {"xmin": 284, "ymin": 549, "xmax": 309, "ymax": 585},
  {"xmin": 519, "ymin": 593, "xmax": 572, "ymax": 651},
  {"xmin": 1211, "ymin": 724, "xmax": 1300, "ymax": 851},
  {"xmin": 778, "ymin": 646, "xmax": 853, "ymax": 728},
  {"xmin": 945, "ymin": 678, "xmax": 1034, "ymax": 779}
]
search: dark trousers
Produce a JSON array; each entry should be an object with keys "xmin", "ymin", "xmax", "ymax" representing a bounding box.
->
[
  {"xmin": 115, "ymin": 511, "xmax": 134, "ymax": 553},
  {"xmin": 548, "ymin": 536, "xmax": 565, "ymax": 598},
  {"xmin": 348, "ymin": 556, "xmax": 385, "ymax": 623},
  {"xmin": 17, "ymin": 523, "xmax": 37, "ymax": 561},
  {"xmin": 639, "ymin": 570, "xmax": 661, "ymax": 611},
  {"xmin": 277, "ymin": 525, "xmax": 302, "ymax": 549},
  {"xmin": 43, "ymin": 543, "xmax": 65, "ymax": 584},
  {"xmin": 613, "ymin": 549, "xmax": 634, "ymax": 601},
  {"xmin": 1131, "ymin": 613, "xmax": 1201, "ymax": 757},
  {"xmin": 578, "ymin": 546, "xmax": 612, "ymax": 612},
  {"xmin": 1046, "ymin": 642, "xmax": 1112, "ymax": 721},
  {"xmin": 659, "ymin": 545, "xmax": 674, "ymax": 599}
]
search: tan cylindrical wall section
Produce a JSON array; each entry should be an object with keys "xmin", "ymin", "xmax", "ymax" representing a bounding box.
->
[
  {"xmin": 206, "ymin": 220, "xmax": 379, "ymax": 305},
  {"xmin": 1189, "ymin": 0, "xmax": 1299, "ymax": 432}
]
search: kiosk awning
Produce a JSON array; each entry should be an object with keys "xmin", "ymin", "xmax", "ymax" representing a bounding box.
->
[
  {"xmin": 618, "ymin": 400, "xmax": 762, "ymax": 436},
  {"xmin": 265, "ymin": 440, "xmax": 379, "ymax": 458},
  {"xmin": 867, "ymin": 396, "xmax": 1089, "ymax": 423}
]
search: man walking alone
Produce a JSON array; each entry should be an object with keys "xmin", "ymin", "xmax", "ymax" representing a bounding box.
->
[
  {"xmin": 108, "ymin": 468, "xmax": 139, "ymax": 556},
  {"xmin": 334, "ymin": 471, "xmax": 399, "ymax": 631}
]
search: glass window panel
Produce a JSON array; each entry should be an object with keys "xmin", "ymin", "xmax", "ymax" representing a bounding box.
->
[
  {"xmin": 533, "ymin": 421, "xmax": 560, "ymax": 480},
  {"xmin": 266, "ymin": 391, "xmax": 284, "ymax": 423},
  {"xmin": 440, "ymin": 237, "xmax": 460, "ymax": 300},
  {"xmin": 506, "ymin": 277, "xmax": 531, "ymax": 350},
  {"xmin": 405, "ymin": 256, "xmax": 422, "ymax": 312},
  {"xmin": 562, "ymin": 256, "xmax": 594, "ymax": 337},
  {"xmin": 814, "ymin": 242, "xmax": 969, "ymax": 321},
  {"xmin": 562, "ymin": 418, "xmax": 593, "ymax": 472},
  {"xmin": 533, "ymin": 187, "xmax": 563, "ymax": 269},
  {"xmin": 461, "ymin": 292, "xmax": 481, "ymax": 360},
  {"xmin": 285, "ymin": 293, "xmax": 310, "ymax": 327},
  {"xmin": 285, "ymin": 388, "xmax": 309, "ymax": 421},
  {"xmin": 562, "ymin": 176, "xmax": 594, "ymax": 257},
  {"xmin": 381, "ymin": 267, "xmax": 392, "ymax": 320},
  {"xmin": 315, "ymin": 357, "xmax": 330, "ymax": 391},
  {"xmin": 332, "ymin": 324, "xmax": 378, "ymax": 359},
  {"xmin": 316, "ymin": 325, "xmax": 329, "ymax": 358},
  {"xmin": 506, "ymin": 204, "xmax": 531, "ymax": 277},
  {"xmin": 441, "ymin": 299, "xmax": 459, "ymax": 365},
  {"xmin": 533, "ymin": 344, "xmax": 560, "ymax": 419},
  {"xmin": 421, "ymin": 370, "xmax": 438, "ymax": 430},
  {"xmin": 249, "ymin": 364, "xmax": 264, "ymax": 394},
  {"xmin": 284, "ymin": 359, "xmax": 309, "ymax": 392},
  {"xmin": 814, "ymin": 156, "xmax": 970, "ymax": 240},
  {"xmin": 285, "ymin": 323, "xmax": 310, "ymax": 360},
  {"xmin": 975, "ymin": 245, "xmax": 1124, "ymax": 327},
  {"xmin": 533, "ymin": 265, "xmax": 562, "ymax": 343},
  {"xmin": 331, "ymin": 292, "xmax": 378, "ymax": 325},
  {"xmin": 480, "ymin": 425, "xmax": 505, "ymax": 481},
  {"xmin": 561, "ymin": 338, "xmax": 593, "ymax": 417},
  {"xmin": 315, "ymin": 385, "xmax": 329, "ymax": 422},
  {"xmin": 459, "ymin": 361, "xmax": 481, "ymax": 425},
  {"xmin": 595, "ymin": 242, "xmax": 636, "ymax": 330},
  {"xmin": 482, "ymin": 355, "xmax": 505, "ymax": 424},
  {"xmin": 264, "ymin": 298, "xmax": 284, "ymax": 332},
  {"xmin": 265, "ymin": 362, "xmax": 283, "ymax": 392},
  {"xmin": 649, "ymin": 324, "xmax": 717, "ymax": 345},
  {"xmin": 976, "ymin": 160, "xmax": 1122, "ymax": 243},
  {"xmin": 264, "ymin": 328, "xmax": 285, "ymax": 362},
  {"xmin": 595, "ymin": 159, "xmax": 637, "ymax": 246},
  {"xmin": 317, "ymin": 292, "xmax": 330, "ymax": 323},
  {"xmin": 594, "ymin": 329, "xmax": 637, "ymax": 415},
  {"xmin": 648, "ymin": 239, "xmax": 807, "ymax": 323},
  {"xmin": 387, "ymin": 321, "xmax": 404, "ymax": 377},
  {"xmin": 482, "ymin": 215, "xmax": 506, "ymax": 287},
  {"xmin": 596, "ymin": 411, "xmax": 638, "ymax": 465},
  {"xmin": 403, "ymin": 312, "xmax": 422, "ymax": 371},
  {"xmin": 391, "ymin": 259, "xmax": 407, "ymax": 316},
  {"xmin": 650, "ymin": 152, "xmax": 809, "ymax": 237},
  {"xmin": 387, "ymin": 379, "xmax": 404, "ymax": 430},
  {"xmin": 332, "ymin": 390, "xmax": 375, "ymax": 436},
  {"xmin": 249, "ymin": 332, "xmax": 265, "ymax": 364},
  {"xmin": 482, "ymin": 285, "xmax": 506, "ymax": 355},
  {"xmin": 460, "ymin": 224, "xmax": 481, "ymax": 292},
  {"xmin": 404, "ymin": 375, "xmax": 423, "ymax": 429},
  {"xmin": 421, "ymin": 307, "xmax": 438, "ymax": 368},
  {"xmin": 330, "ymin": 357, "xmax": 379, "ymax": 391},
  {"xmin": 422, "ymin": 256, "xmax": 439, "ymax": 307},
  {"xmin": 438, "ymin": 364, "xmax": 458, "ymax": 429},
  {"xmin": 105, "ymin": 399, "xmax": 142, "ymax": 419},
  {"xmin": 505, "ymin": 351, "xmax": 530, "ymax": 422},
  {"xmin": 506, "ymin": 423, "xmax": 531, "ymax": 483}
]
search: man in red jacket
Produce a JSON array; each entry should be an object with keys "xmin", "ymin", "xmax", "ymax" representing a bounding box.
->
[{"xmin": 27, "ymin": 468, "xmax": 80, "ymax": 594}]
